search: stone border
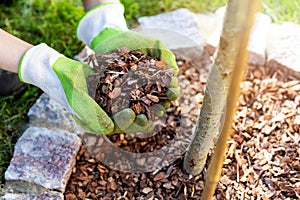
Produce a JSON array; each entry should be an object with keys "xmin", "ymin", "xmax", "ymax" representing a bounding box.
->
[
  {"xmin": 196, "ymin": 6, "xmax": 300, "ymax": 76},
  {"xmin": 1, "ymin": 95, "xmax": 83, "ymax": 199}
]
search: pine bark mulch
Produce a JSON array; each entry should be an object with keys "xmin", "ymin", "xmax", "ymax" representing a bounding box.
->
[{"xmin": 87, "ymin": 48, "xmax": 174, "ymax": 120}]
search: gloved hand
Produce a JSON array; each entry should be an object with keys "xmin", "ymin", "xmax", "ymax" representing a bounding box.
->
[
  {"xmin": 77, "ymin": 2, "xmax": 180, "ymax": 132},
  {"xmin": 18, "ymin": 43, "xmax": 140, "ymax": 135}
]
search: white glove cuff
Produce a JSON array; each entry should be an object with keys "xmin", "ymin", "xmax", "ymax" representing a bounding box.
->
[
  {"xmin": 19, "ymin": 43, "xmax": 63, "ymax": 83},
  {"xmin": 77, "ymin": 3, "xmax": 128, "ymax": 47},
  {"xmin": 19, "ymin": 43, "xmax": 74, "ymax": 114}
]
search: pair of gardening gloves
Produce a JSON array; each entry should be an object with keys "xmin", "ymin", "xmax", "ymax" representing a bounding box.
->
[{"xmin": 18, "ymin": 2, "xmax": 179, "ymax": 135}]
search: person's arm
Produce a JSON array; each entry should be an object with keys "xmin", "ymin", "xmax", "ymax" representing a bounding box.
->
[
  {"xmin": 82, "ymin": 0, "xmax": 119, "ymax": 11},
  {"xmin": 0, "ymin": 29, "xmax": 115, "ymax": 134},
  {"xmin": 0, "ymin": 1, "xmax": 118, "ymax": 72},
  {"xmin": 0, "ymin": 0, "xmax": 117, "ymax": 72},
  {"xmin": 0, "ymin": 29, "xmax": 33, "ymax": 73}
]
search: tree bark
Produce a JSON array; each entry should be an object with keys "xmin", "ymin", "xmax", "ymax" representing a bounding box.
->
[
  {"xmin": 201, "ymin": 0, "xmax": 261, "ymax": 198},
  {"xmin": 183, "ymin": 0, "xmax": 260, "ymax": 176}
]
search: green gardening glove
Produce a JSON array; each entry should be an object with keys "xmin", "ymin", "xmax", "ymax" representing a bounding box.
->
[
  {"xmin": 18, "ymin": 43, "xmax": 138, "ymax": 135},
  {"xmin": 77, "ymin": 2, "xmax": 180, "ymax": 133}
]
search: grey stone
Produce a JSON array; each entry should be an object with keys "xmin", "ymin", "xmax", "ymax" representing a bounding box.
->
[
  {"xmin": 198, "ymin": 7, "xmax": 271, "ymax": 66},
  {"xmin": 195, "ymin": 12, "xmax": 218, "ymax": 44},
  {"xmin": 248, "ymin": 13, "xmax": 272, "ymax": 66},
  {"xmin": 0, "ymin": 192, "xmax": 63, "ymax": 200},
  {"xmin": 267, "ymin": 22, "xmax": 300, "ymax": 78},
  {"xmin": 137, "ymin": 8, "xmax": 203, "ymax": 51},
  {"xmin": 4, "ymin": 180, "xmax": 48, "ymax": 195},
  {"xmin": 202, "ymin": 7, "xmax": 226, "ymax": 48},
  {"xmin": 137, "ymin": 8, "xmax": 205, "ymax": 68},
  {"xmin": 28, "ymin": 93, "xmax": 84, "ymax": 134},
  {"xmin": 4, "ymin": 127, "xmax": 81, "ymax": 193}
]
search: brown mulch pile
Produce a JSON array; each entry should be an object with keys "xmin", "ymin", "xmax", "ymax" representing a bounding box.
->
[
  {"xmin": 65, "ymin": 50, "xmax": 300, "ymax": 200},
  {"xmin": 87, "ymin": 48, "xmax": 174, "ymax": 120}
]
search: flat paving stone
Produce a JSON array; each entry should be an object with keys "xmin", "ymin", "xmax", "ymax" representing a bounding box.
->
[
  {"xmin": 28, "ymin": 93, "xmax": 84, "ymax": 135},
  {"xmin": 198, "ymin": 7, "xmax": 271, "ymax": 67},
  {"xmin": 1, "ymin": 192, "xmax": 63, "ymax": 200},
  {"xmin": 137, "ymin": 8, "xmax": 203, "ymax": 51},
  {"xmin": 267, "ymin": 22, "xmax": 300, "ymax": 79},
  {"xmin": 137, "ymin": 8, "xmax": 205, "ymax": 68},
  {"xmin": 4, "ymin": 127, "xmax": 81, "ymax": 193}
]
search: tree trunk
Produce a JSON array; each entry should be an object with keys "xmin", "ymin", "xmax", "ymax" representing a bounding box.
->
[
  {"xmin": 201, "ymin": 0, "xmax": 261, "ymax": 198},
  {"xmin": 183, "ymin": 0, "xmax": 259, "ymax": 176}
]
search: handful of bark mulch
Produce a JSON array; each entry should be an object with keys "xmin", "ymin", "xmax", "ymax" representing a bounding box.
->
[{"xmin": 87, "ymin": 48, "xmax": 174, "ymax": 121}]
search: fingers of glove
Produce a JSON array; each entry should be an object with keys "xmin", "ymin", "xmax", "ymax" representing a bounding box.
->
[
  {"xmin": 166, "ymin": 77, "xmax": 180, "ymax": 102},
  {"xmin": 112, "ymin": 108, "xmax": 136, "ymax": 132},
  {"xmin": 112, "ymin": 111, "xmax": 152, "ymax": 134},
  {"xmin": 166, "ymin": 87, "xmax": 180, "ymax": 101},
  {"xmin": 141, "ymin": 39, "xmax": 178, "ymax": 75},
  {"xmin": 134, "ymin": 114, "xmax": 149, "ymax": 127},
  {"xmin": 124, "ymin": 120, "xmax": 155, "ymax": 134},
  {"xmin": 160, "ymin": 49, "xmax": 179, "ymax": 75},
  {"xmin": 53, "ymin": 58, "xmax": 114, "ymax": 134},
  {"xmin": 162, "ymin": 101, "xmax": 171, "ymax": 109},
  {"xmin": 149, "ymin": 77, "xmax": 179, "ymax": 118},
  {"xmin": 150, "ymin": 103, "xmax": 165, "ymax": 118},
  {"xmin": 169, "ymin": 77, "xmax": 179, "ymax": 88}
]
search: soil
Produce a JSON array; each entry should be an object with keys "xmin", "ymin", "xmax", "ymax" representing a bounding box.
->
[{"xmin": 65, "ymin": 50, "xmax": 300, "ymax": 200}]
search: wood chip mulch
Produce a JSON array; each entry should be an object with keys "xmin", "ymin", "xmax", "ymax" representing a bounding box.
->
[
  {"xmin": 65, "ymin": 50, "xmax": 300, "ymax": 200},
  {"xmin": 87, "ymin": 48, "xmax": 173, "ymax": 120}
]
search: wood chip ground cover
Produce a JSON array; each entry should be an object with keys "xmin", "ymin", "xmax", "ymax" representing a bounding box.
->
[{"xmin": 65, "ymin": 52, "xmax": 300, "ymax": 200}]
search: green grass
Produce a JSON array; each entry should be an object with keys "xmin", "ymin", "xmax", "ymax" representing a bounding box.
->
[
  {"xmin": 263, "ymin": 0, "xmax": 300, "ymax": 24},
  {"xmin": 124, "ymin": 0, "xmax": 300, "ymax": 25},
  {"xmin": 0, "ymin": 0, "xmax": 299, "ymax": 192},
  {"xmin": 1, "ymin": 0, "xmax": 85, "ymax": 57}
]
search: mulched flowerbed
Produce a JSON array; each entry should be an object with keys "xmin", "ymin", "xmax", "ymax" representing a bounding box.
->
[{"xmin": 65, "ymin": 50, "xmax": 300, "ymax": 200}]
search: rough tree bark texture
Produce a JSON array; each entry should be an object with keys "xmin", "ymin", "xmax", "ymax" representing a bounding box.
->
[{"xmin": 183, "ymin": 0, "xmax": 258, "ymax": 176}]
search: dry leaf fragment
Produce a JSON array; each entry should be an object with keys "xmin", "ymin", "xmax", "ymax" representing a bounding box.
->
[
  {"xmin": 108, "ymin": 87, "xmax": 121, "ymax": 99},
  {"xmin": 155, "ymin": 60, "xmax": 168, "ymax": 69},
  {"xmin": 132, "ymin": 103, "xmax": 143, "ymax": 114},
  {"xmin": 142, "ymin": 187, "xmax": 153, "ymax": 194},
  {"xmin": 110, "ymin": 181, "xmax": 118, "ymax": 191},
  {"xmin": 65, "ymin": 193, "xmax": 77, "ymax": 200},
  {"xmin": 153, "ymin": 172, "xmax": 165, "ymax": 181},
  {"xmin": 146, "ymin": 94, "xmax": 160, "ymax": 102},
  {"xmin": 163, "ymin": 182, "xmax": 173, "ymax": 189}
]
